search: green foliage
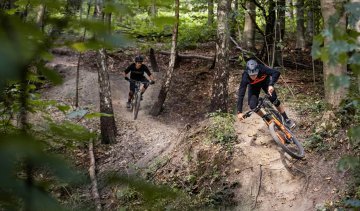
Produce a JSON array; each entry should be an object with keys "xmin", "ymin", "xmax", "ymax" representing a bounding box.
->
[
  {"xmin": 303, "ymin": 132, "xmax": 329, "ymax": 152},
  {"xmin": 106, "ymin": 173, "xmax": 188, "ymax": 210},
  {"xmin": 0, "ymin": 134, "xmax": 81, "ymax": 210},
  {"xmin": 311, "ymin": 2, "xmax": 360, "ymax": 204},
  {"xmin": 207, "ymin": 111, "xmax": 237, "ymax": 145},
  {"xmin": 178, "ymin": 22, "xmax": 216, "ymax": 49}
]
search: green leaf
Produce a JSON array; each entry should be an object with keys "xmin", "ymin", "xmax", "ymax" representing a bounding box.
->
[
  {"xmin": 326, "ymin": 74, "xmax": 350, "ymax": 90},
  {"xmin": 151, "ymin": 16, "xmax": 176, "ymax": 27},
  {"xmin": 345, "ymin": 2, "xmax": 360, "ymax": 28},
  {"xmin": 349, "ymin": 53, "xmax": 360, "ymax": 65},
  {"xmin": 348, "ymin": 126, "xmax": 360, "ymax": 145},
  {"xmin": 84, "ymin": 112, "xmax": 113, "ymax": 119},
  {"xmin": 39, "ymin": 66, "xmax": 63, "ymax": 85},
  {"xmin": 56, "ymin": 105, "xmax": 71, "ymax": 114},
  {"xmin": 48, "ymin": 120, "xmax": 96, "ymax": 142}
]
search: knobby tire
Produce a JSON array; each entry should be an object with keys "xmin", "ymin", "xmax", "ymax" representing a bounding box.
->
[
  {"xmin": 269, "ymin": 122, "xmax": 305, "ymax": 159},
  {"xmin": 133, "ymin": 92, "xmax": 141, "ymax": 120}
]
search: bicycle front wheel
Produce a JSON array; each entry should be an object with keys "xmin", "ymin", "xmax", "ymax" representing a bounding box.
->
[
  {"xmin": 269, "ymin": 122, "xmax": 304, "ymax": 159},
  {"xmin": 133, "ymin": 92, "xmax": 141, "ymax": 120}
]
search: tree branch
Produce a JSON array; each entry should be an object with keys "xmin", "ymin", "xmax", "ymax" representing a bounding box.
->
[{"xmin": 89, "ymin": 138, "xmax": 102, "ymax": 211}]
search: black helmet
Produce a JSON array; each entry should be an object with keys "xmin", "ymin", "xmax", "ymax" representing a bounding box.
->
[
  {"xmin": 246, "ymin": 59, "xmax": 259, "ymax": 76},
  {"xmin": 135, "ymin": 55, "xmax": 144, "ymax": 63}
]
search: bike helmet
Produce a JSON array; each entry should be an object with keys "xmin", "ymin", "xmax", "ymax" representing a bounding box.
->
[
  {"xmin": 135, "ymin": 55, "xmax": 144, "ymax": 63},
  {"xmin": 246, "ymin": 59, "xmax": 259, "ymax": 76}
]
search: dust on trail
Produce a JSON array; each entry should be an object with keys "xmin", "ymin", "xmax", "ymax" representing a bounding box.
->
[{"xmin": 45, "ymin": 50, "xmax": 346, "ymax": 211}]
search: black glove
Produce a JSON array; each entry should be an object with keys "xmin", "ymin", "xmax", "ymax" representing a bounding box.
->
[
  {"xmin": 150, "ymin": 80, "xmax": 155, "ymax": 85},
  {"xmin": 125, "ymin": 77, "xmax": 129, "ymax": 81}
]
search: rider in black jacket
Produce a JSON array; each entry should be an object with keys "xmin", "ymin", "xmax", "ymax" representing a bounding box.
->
[{"xmin": 236, "ymin": 59, "xmax": 295, "ymax": 128}]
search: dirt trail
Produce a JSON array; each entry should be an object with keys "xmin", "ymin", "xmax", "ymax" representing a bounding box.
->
[{"xmin": 44, "ymin": 50, "xmax": 347, "ymax": 210}]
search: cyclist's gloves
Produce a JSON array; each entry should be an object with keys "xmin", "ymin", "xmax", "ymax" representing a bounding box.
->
[
  {"xmin": 125, "ymin": 77, "xmax": 130, "ymax": 81},
  {"xmin": 150, "ymin": 80, "xmax": 155, "ymax": 85}
]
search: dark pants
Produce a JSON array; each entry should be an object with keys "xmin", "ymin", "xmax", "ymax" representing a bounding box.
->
[
  {"xmin": 128, "ymin": 76, "xmax": 149, "ymax": 100},
  {"xmin": 248, "ymin": 81, "xmax": 280, "ymax": 110},
  {"xmin": 129, "ymin": 76, "xmax": 149, "ymax": 92}
]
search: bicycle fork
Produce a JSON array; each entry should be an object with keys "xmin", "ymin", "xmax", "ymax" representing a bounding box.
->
[{"xmin": 263, "ymin": 114, "xmax": 292, "ymax": 141}]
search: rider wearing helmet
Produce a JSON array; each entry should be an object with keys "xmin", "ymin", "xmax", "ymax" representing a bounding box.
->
[
  {"xmin": 237, "ymin": 59, "xmax": 295, "ymax": 128},
  {"xmin": 123, "ymin": 55, "xmax": 155, "ymax": 108}
]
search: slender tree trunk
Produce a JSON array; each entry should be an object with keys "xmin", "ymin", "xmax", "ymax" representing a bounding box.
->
[
  {"xmin": 207, "ymin": 0, "xmax": 214, "ymax": 25},
  {"xmin": 210, "ymin": 0, "xmax": 231, "ymax": 112},
  {"xmin": 150, "ymin": 0, "xmax": 179, "ymax": 116},
  {"xmin": 320, "ymin": 0, "xmax": 347, "ymax": 107},
  {"xmin": 243, "ymin": 0, "xmax": 255, "ymax": 50},
  {"xmin": 355, "ymin": 0, "xmax": 360, "ymax": 93},
  {"xmin": 277, "ymin": 0, "xmax": 285, "ymax": 40},
  {"xmin": 148, "ymin": 0, "xmax": 157, "ymax": 18},
  {"xmin": 95, "ymin": 1, "xmax": 117, "ymax": 144},
  {"xmin": 36, "ymin": 4, "xmax": 46, "ymax": 31},
  {"xmin": 295, "ymin": 0, "xmax": 305, "ymax": 49},
  {"xmin": 230, "ymin": 0, "xmax": 238, "ymax": 39},
  {"xmin": 262, "ymin": 0, "xmax": 276, "ymax": 63},
  {"xmin": 98, "ymin": 48, "xmax": 117, "ymax": 144},
  {"xmin": 274, "ymin": 0, "xmax": 285, "ymax": 66},
  {"xmin": 306, "ymin": 0, "xmax": 314, "ymax": 45},
  {"xmin": 149, "ymin": 48, "xmax": 159, "ymax": 72}
]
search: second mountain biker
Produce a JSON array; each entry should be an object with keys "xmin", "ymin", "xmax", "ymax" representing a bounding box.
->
[
  {"xmin": 236, "ymin": 59, "xmax": 296, "ymax": 129},
  {"xmin": 123, "ymin": 55, "xmax": 155, "ymax": 108}
]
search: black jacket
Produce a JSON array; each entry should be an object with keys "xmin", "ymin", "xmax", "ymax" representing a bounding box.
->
[{"xmin": 237, "ymin": 64, "xmax": 280, "ymax": 113}]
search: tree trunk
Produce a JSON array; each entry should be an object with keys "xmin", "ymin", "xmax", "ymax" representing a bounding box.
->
[
  {"xmin": 149, "ymin": 48, "xmax": 159, "ymax": 72},
  {"xmin": 274, "ymin": 0, "xmax": 286, "ymax": 66},
  {"xmin": 352, "ymin": 0, "xmax": 360, "ymax": 93},
  {"xmin": 287, "ymin": 0, "xmax": 294, "ymax": 22},
  {"xmin": 148, "ymin": 0, "xmax": 157, "ymax": 18},
  {"xmin": 305, "ymin": 0, "xmax": 314, "ymax": 45},
  {"xmin": 207, "ymin": 0, "xmax": 214, "ymax": 25},
  {"xmin": 277, "ymin": 0, "xmax": 285, "ymax": 40},
  {"xmin": 243, "ymin": 0, "xmax": 255, "ymax": 50},
  {"xmin": 98, "ymin": 48, "xmax": 117, "ymax": 144},
  {"xmin": 320, "ymin": 0, "xmax": 347, "ymax": 107},
  {"xmin": 230, "ymin": 0, "xmax": 238, "ymax": 39},
  {"xmin": 355, "ymin": 0, "xmax": 360, "ymax": 93},
  {"xmin": 95, "ymin": 2, "xmax": 117, "ymax": 144},
  {"xmin": 150, "ymin": 0, "xmax": 179, "ymax": 116},
  {"xmin": 36, "ymin": 4, "xmax": 46, "ymax": 31},
  {"xmin": 210, "ymin": 0, "xmax": 231, "ymax": 112},
  {"xmin": 295, "ymin": 0, "xmax": 305, "ymax": 49}
]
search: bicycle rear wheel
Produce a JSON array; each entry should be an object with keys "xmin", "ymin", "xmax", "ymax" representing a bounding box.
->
[
  {"xmin": 133, "ymin": 92, "xmax": 141, "ymax": 120},
  {"xmin": 269, "ymin": 122, "xmax": 304, "ymax": 159}
]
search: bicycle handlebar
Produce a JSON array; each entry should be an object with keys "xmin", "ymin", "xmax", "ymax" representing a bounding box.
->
[{"xmin": 125, "ymin": 78, "xmax": 152, "ymax": 85}]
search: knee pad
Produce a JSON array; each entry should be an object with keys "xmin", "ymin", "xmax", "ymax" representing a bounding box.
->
[
  {"xmin": 249, "ymin": 95, "xmax": 258, "ymax": 110},
  {"xmin": 272, "ymin": 99, "xmax": 281, "ymax": 107}
]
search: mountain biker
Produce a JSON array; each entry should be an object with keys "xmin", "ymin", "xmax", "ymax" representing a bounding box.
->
[
  {"xmin": 236, "ymin": 59, "xmax": 296, "ymax": 129},
  {"xmin": 123, "ymin": 55, "xmax": 155, "ymax": 108}
]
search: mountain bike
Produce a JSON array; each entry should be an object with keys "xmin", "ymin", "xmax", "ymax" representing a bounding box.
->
[
  {"xmin": 242, "ymin": 95, "xmax": 305, "ymax": 159},
  {"xmin": 126, "ymin": 79, "xmax": 151, "ymax": 120}
]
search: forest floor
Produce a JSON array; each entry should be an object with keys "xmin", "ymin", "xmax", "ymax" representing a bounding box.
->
[{"xmin": 43, "ymin": 45, "xmax": 352, "ymax": 210}]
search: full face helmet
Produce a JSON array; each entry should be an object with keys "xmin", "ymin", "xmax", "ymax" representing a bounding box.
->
[
  {"xmin": 135, "ymin": 55, "xmax": 144, "ymax": 63},
  {"xmin": 246, "ymin": 59, "xmax": 259, "ymax": 76}
]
